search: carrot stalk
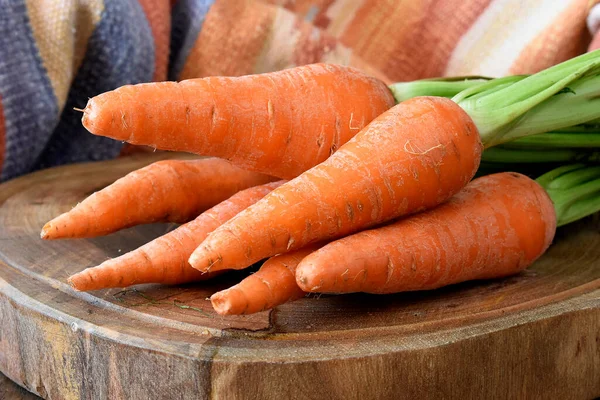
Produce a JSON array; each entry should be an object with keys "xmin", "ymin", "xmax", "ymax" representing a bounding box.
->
[
  {"xmin": 210, "ymin": 246, "xmax": 318, "ymax": 315},
  {"xmin": 536, "ymin": 164, "xmax": 600, "ymax": 226},
  {"xmin": 451, "ymin": 51, "xmax": 600, "ymax": 146},
  {"xmin": 481, "ymin": 147, "xmax": 600, "ymax": 164},
  {"xmin": 295, "ymin": 172, "xmax": 557, "ymax": 294},
  {"xmin": 67, "ymin": 181, "xmax": 284, "ymax": 291},
  {"xmin": 391, "ymin": 66, "xmax": 600, "ymax": 149},
  {"xmin": 390, "ymin": 75, "xmax": 492, "ymax": 103},
  {"xmin": 188, "ymin": 52, "xmax": 600, "ymax": 274},
  {"xmin": 41, "ymin": 158, "xmax": 275, "ymax": 239},
  {"xmin": 498, "ymin": 128, "xmax": 600, "ymax": 149},
  {"xmin": 81, "ymin": 64, "xmax": 395, "ymax": 179}
]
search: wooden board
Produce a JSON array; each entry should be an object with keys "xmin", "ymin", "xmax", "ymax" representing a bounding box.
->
[
  {"xmin": 1, "ymin": 371, "xmax": 40, "ymax": 400},
  {"xmin": 0, "ymin": 153, "xmax": 599, "ymax": 400}
]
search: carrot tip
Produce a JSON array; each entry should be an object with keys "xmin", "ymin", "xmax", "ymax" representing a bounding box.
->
[
  {"xmin": 40, "ymin": 225, "xmax": 51, "ymax": 240},
  {"xmin": 210, "ymin": 293, "xmax": 234, "ymax": 315},
  {"xmin": 295, "ymin": 266, "xmax": 321, "ymax": 293},
  {"xmin": 188, "ymin": 253, "xmax": 204, "ymax": 272},
  {"xmin": 66, "ymin": 274, "xmax": 85, "ymax": 291}
]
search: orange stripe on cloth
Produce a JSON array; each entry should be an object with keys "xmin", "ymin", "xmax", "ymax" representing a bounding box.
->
[
  {"xmin": 283, "ymin": 7, "xmax": 391, "ymax": 83},
  {"xmin": 510, "ymin": 0, "xmax": 590, "ymax": 74},
  {"xmin": 179, "ymin": 0, "xmax": 276, "ymax": 79},
  {"xmin": 137, "ymin": 0, "xmax": 171, "ymax": 81},
  {"xmin": 259, "ymin": 0, "xmax": 334, "ymax": 22},
  {"xmin": 180, "ymin": 0, "xmax": 390, "ymax": 84},
  {"xmin": 0, "ymin": 96, "xmax": 5, "ymax": 172},
  {"xmin": 253, "ymin": 2, "xmax": 389, "ymax": 79},
  {"xmin": 289, "ymin": 19, "xmax": 392, "ymax": 83},
  {"xmin": 337, "ymin": 0, "xmax": 491, "ymax": 82},
  {"xmin": 259, "ymin": 0, "xmax": 370, "ymax": 33}
]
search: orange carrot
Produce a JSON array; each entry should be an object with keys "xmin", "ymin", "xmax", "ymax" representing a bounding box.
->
[
  {"xmin": 68, "ymin": 181, "xmax": 284, "ymax": 291},
  {"xmin": 188, "ymin": 97, "xmax": 482, "ymax": 273},
  {"xmin": 296, "ymin": 172, "xmax": 556, "ymax": 294},
  {"xmin": 81, "ymin": 63, "xmax": 395, "ymax": 179},
  {"xmin": 210, "ymin": 246, "xmax": 319, "ymax": 315},
  {"xmin": 42, "ymin": 158, "xmax": 274, "ymax": 239}
]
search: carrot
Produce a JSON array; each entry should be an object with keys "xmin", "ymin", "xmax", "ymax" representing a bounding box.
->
[
  {"xmin": 188, "ymin": 97, "xmax": 482, "ymax": 272},
  {"xmin": 41, "ymin": 158, "xmax": 274, "ymax": 239},
  {"xmin": 211, "ymin": 163, "xmax": 600, "ymax": 302},
  {"xmin": 210, "ymin": 246, "xmax": 319, "ymax": 315},
  {"xmin": 188, "ymin": 51, "xmax": 600, "ymax": 273},
  {"xmin": 295, "ymin": 172, "xmax": 556, "ymax": 294},
  {"xmin": 80, "ymin": 63, "xmax": 395, "ymax": 179},
  {"xmin": 67, "ymin": 181, "xmax": 285, "ymax": 291}
]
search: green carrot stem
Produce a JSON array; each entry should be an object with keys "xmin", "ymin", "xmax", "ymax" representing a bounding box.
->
[
  {"xmin": 493, "ymin": 74, "xmax": 600, "ymax": 143},
  {"xmin": 481, "ymin": 148, "xmax": 600, "ymax": 163},
  {"xmin": 536, "ymin": 164, "xmax": 600, "ymax": 226},
  {"xmin": 453, "ymin": 50, "xmax": 600, "ymax": 147},
  {"xmin": 500, "ymin": 131, "xmax": 600, "ymax": 149},
  {"xmin": 553, "ymin": 124, "xmax": 600, "ymax": 132},
  {"xmin": 451, "ymin": 75, "xmax": 527, "ymax": 102},
  {"xmin": 388, "ymin": 54, "xmax": 600, "ymax": 149},
  {"xmin": 389, "ymin": 76, "xmax": 491, "ymax": 103},
  {"xmin": 535, "ymin": 164, "xmax": 587, "ymax": 187},
  {"xmin": 558, "ymin": 194, "xmax": 600, "ymax": 226}
]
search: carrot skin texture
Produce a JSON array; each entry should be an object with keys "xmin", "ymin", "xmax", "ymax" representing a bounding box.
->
[
  {"xmin": 82, "ymin": 63, "xmax": 395, "ymax": 179},
  {"xmin": 67, "ymin": 181, "xmax": 285, "ymax": 291},
  {"xmin": 210, "ymin": 246, "xmax": 319, "ymax": 315},
  {"xmin": 296, "ymin": 172, "xmax": 557, "ymax": 294},
  {"xmin": 41, "ymin": 158, "xmax": 275, "ymax": 239},
  {"xmin": 189, "ymin": 97, "xmax": 482, "ymax": 273}
]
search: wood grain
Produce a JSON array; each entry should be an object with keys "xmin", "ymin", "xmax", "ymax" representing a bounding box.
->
[
  {"xmin": 0, "ymin": 153, "xmax": 599, "ymax": 399},
  {"xmin": 0, "ymin": 372, "xmax": 40, "ymax": 400}
]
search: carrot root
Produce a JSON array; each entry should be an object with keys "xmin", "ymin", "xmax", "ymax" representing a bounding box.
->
[
  {"xmin": 295, "ymin": 172, "xmax": 556, "ymax": 294},
  {"xmin": 210, "ymin": 246, "xmax": 319, "ymax": 315},
  {"xmin": 42, "ymin": 158, "xmax": 274, "ymax": 240},
  {"xmin": 67, "ymin": 181, "xmax": 285, "ymax": 291},
  {"xmin": 188, "ymin": 97, "xmax": 482, "ymax": 273},
  {"xmin": 82, "ymin": 64, "xmax": 395, "ymax": 179}
]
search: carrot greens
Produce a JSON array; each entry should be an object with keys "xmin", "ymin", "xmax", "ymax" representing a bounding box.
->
[
  {"xmin": 390, "ymin": 50, "xmax": 600, "ymax": 148},
  {"xmin": 536, "ymin": 164, "xmax": 600, "ymax": 226}
]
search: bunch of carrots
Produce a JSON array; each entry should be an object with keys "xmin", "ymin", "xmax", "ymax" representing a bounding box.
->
[{"xmin": 42, "ymin": 53, "xmax": 600, "ymax": 315}]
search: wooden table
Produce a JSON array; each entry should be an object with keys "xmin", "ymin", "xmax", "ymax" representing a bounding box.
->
[{"xmin": 1, "ymin": 154, "xmax": 599, "ymax": 399}]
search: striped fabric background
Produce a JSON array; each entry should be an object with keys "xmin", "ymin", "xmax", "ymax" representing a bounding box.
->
[{"xmin": 0, "ymin": 0, "xmax": 598, "ymax": 181}]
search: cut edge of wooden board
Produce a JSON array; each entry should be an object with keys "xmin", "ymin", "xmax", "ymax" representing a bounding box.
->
[
  {"xmin": 1, "ymin": 276, "xmax": 599, "ymax": 399},
  {"xmin": 1, "ymin": 269, "xmax": 599, "ymax": 363}
]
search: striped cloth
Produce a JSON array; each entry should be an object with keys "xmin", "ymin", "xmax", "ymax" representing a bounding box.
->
[{"xmin": 0, "ymin": 0, "xmax": 598, "ymax": 182}]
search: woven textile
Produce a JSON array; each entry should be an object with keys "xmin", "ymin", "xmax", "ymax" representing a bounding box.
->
[{"xmin": 0, "ymin": 0, "xmax": 598, "ymax": 181}]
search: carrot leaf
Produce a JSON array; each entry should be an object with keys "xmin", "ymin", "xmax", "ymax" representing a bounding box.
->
[
  {"xmin": 453, "ymin": 50, "xmax": 600, "ymax": 147},
  {"xmin": 481, "ymin": 147, "xmax": 600, "ymax": 164},
  {"xmin": 498, "ymin": 128, "xmax": 600, "ymax": 149}
]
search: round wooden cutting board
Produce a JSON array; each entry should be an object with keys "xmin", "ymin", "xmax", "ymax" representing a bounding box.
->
[{"xmin": 0, "ymin": 153, "xmax": 599, "ymax": 400}]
